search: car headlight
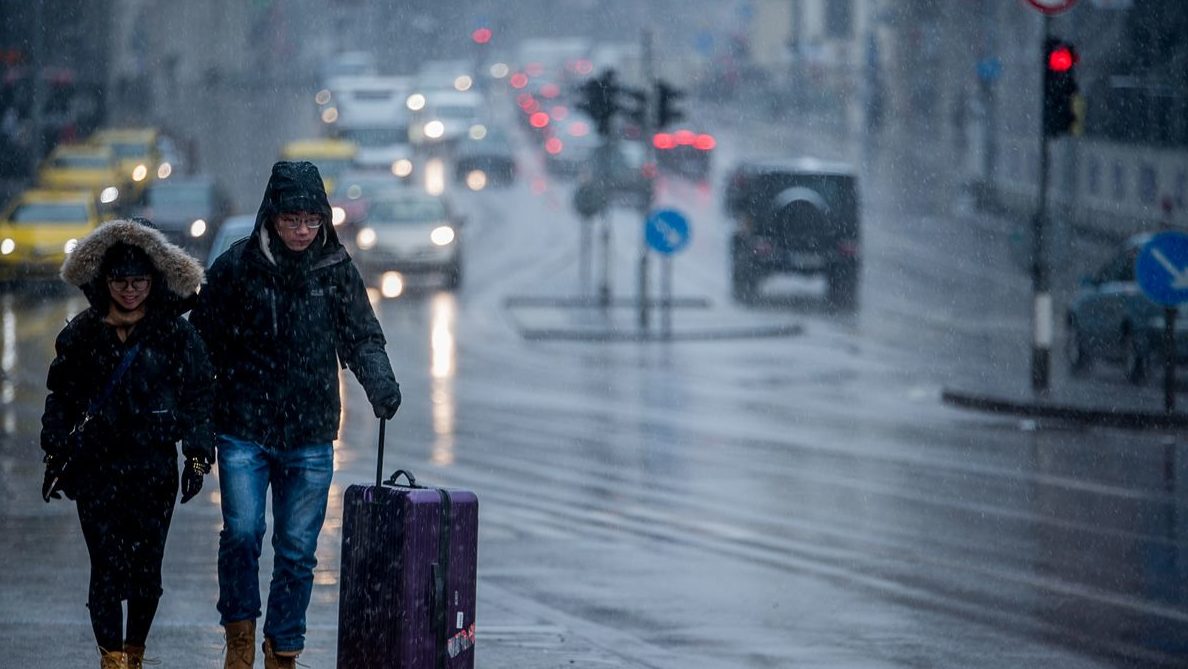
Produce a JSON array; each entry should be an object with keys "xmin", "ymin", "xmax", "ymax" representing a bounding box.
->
[
  {"xmin": 1, "ymin": 239, "xmax": 14, "ymax": 255},
  {"xmin": 64, "ymin": 238, "xmax": 78, "ymax": 254},
  {"xmin": 321, "ymin": 107, "xmax": 339, "ymax": 124},
  {"xmin": 100, "ymin": 187, "xmax": 119, "ymax": 204},
  {"xmin": 407, "ymin": 93, "xmax": 426, "ymax": 111},
  {"xmin": 357, "ymin": 227, "xmax": 377, "ymax": 250},
  {"xmin": 132, "ymin": 164, "xmax": 148, "ymax": 182},
  {"xmin": 381, "ymin": 271, "xmax": 404, "ymax": 298},
  {"xmin": 332, "ymin": 206, "xmax": 346, "ymax": 226},
  {"xmin": 392, "ymin": 159, "xmax": 413, "ymax": 178},
  {"xmin": 424, "ymin": 120, "xmax": 445, "ymax": 140},
  {"xmin": 430, "ymin": 226, "xmax": 455, "ymax": 246},
  {"xmin": 190, "ymin": 219, "xmax": 207, "ymax": 238},
  {"xmin": 466, "ymin": 170, "xmax": 487, "ymax": 191},
  {"xmin": 157, "ymin": 162, "xmax": 172, "ymax": 180}
]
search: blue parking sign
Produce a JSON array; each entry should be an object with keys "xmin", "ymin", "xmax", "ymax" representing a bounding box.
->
[
  {"xmin": 645, "ymin": 209, "xmax": 691, "ymax": 255},
  {"xmin": 1136, "ymin": 231, "xmax": 1188, "ymax": 306}
]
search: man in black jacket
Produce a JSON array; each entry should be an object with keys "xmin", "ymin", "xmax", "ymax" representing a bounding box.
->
[{"xmin": 191, "ymin": 161, "xmax": 401, "ymax": 669}]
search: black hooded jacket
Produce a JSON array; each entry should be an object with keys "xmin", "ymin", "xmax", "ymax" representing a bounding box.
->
[
  {"xmin": 190, "ymin": 161, "xmax": 399, "ymax": 448},
  {"xmin": 41, "ymin": 219, "xmax": 215, "ymax": 466}
]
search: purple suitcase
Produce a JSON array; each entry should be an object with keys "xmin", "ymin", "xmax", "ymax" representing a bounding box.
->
[{"xmin": 338, "ymin": 420, "xmax": 478, "ymax": 668}]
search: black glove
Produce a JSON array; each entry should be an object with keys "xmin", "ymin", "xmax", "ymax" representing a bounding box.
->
[
  {"xmin": 42, "ymin": 454, "xmax": 66, "ymax": 502},
  {"xmin": 180, "ymin": 457, "xmax": 210, "ymax": 504},
  {"xmin": 373, "ymin": 383, "xmax": 402, "ymax": 420}
]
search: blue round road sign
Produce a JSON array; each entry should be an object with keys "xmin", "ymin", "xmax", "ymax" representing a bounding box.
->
[
  {"xmin": 1136, "ymin": 231, "xmax": 1188, "ymax": 306},
  {"xmin": 645, "ymin": 209, "xmax": 691, "ymax": 255}
]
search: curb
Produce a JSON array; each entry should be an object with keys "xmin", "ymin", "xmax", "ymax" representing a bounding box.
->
[
  {"xmin": 941, "ymin": 388, "xmax": 1188, "ymax": 430},
  {"xmin": 504, "ymin": 296, "xmax": 712, "ymax": 309},
  {"xmin": 519, "ymin": 323, "xmax": 805, "ymax": 343}
]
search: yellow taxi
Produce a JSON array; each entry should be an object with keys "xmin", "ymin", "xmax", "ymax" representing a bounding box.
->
[
  {"xmin": 37, "ymin": 144, "xmax": 127, "ymax": 209},
  {"xmin": 280, "ymin": 138, "xmax": 358, "ymax": 195},
  {"xmin": 0, "ymin": 189, "xmax": 102, "ymax": 280},
  {"xmin": 88, "ymin": 128, "xmax": 165, "ymax": 201}
]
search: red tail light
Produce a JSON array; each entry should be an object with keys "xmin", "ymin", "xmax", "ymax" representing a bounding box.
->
[
  {"xmin": 545, "ymin": 137, "xmax": 563, "ymax": 155},
  {"xmin": 673, "ymin": 129, "xmax": 696, "ymax": 145},
  {"xmin": 530, "ymin": 112, "xmax": 550, "ymax": 128},
  {"xmin": 694, "ymin": 134, "xmax": 716, "ymax": 150},
  {"xmin": 653, "ymin": 133, "xmax": 674, "ymax": 150},
  {"xmin": 510, "ymin": 73, "xmax": 528, "ymax": 89}
]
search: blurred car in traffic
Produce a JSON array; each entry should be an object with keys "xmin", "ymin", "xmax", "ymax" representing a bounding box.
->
[
  {"xmin": 0, "ymin": 189, "xmax": 101, "ymax": 281},
  {"xmin": 205, "ymin": 214, "xmax": 255, "ymax": 269},
  {"xmin": 87, "ymin": 127, "xmax": 164, "ymax": 202},
  {"xmin": 1065, "ymin": 234, "xmax": 1188, "ymax": 384},
  {"xmin": 37, "ymin": 144, "xmax": 127, "ymax": 209},
  {"xmin": 725, "ymin": 159, "xmax": 861, "ymax": 308},
  {"xmin": 543, "ymin": 119, "xmax": 598, "ymax": 179},
  {"xmin": 353, "ymin": 192, "xmax": 463, "ymax": 290},
  {"xmin": 280, "ymin": 138, "xmax": 358, "ymax": 195},
  {"xmin": 319, "ymin": 50, "xmax": 378, "ymax": 84},
  {"xmin": 137, "ymin": 176, "xmax": 232, "ymax": 260},
  {"xmin": 653, "ymin": 129, "xmax": 715, "ymax": 180},
  {"xmin": 454, "ymin": 127, "xmax": 516, "ymax": 188},
  {"xmin": 409, "ymin": 90, "xmax": 484, "ymax": 146},
  {"xmin": 329, "ymin": 169, "xmax": 410, "ymax": 246}
]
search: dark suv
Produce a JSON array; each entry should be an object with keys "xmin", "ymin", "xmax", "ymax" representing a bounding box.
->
[{"xmin": 724, "ymin": 159, "xmax": 861, "ymax": 307}]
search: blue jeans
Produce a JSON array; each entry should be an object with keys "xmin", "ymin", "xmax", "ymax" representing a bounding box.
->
[{"xmin": 216, "ymin": 435, "xmax": 333, "ymax": 653}]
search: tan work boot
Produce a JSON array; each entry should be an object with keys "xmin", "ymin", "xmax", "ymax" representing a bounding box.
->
[
  {"xmin": 262, "ymin": 638, "xmax": 299, "ymax": 669},
  {"xmin": 124, "ymin": 644, "xmax": 152, "ymax": 669},
  {"xmin": 224, "ymin": 619, "xmax": 257, "ymax": 669},
  {"xmin": 99, "ymin": 647, "xmax": 128, "ymax": 669}
]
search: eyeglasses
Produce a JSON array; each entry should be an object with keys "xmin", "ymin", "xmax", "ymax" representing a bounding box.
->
[
  {"xmin": 277, "ymin": 214, "xmax": 324, "ymax": 230},
  {"xmin": 107, "ymin": 276, "xmax": 151, "ymax": 291}
]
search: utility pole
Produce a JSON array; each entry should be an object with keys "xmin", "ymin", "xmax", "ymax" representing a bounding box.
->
[{"xmin": 638, "ymin": 28, "xmax": 656, "ymax": 331}]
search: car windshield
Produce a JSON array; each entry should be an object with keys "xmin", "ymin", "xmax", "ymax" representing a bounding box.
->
[
  {"xmin": 339, "ymin": 128, "xmax": 407, "ymax": 146},
  {"xmin": 149, "ymin": 185, "xmax": 211, "ymax": 207},
  {"xmin": 369, "ymin": 197, "xmax": 446, "ymax": 223},
  {"xmin": 52, "ymin": 154, "xmax": 109, "ymax": 169},
  {"xmin": 311, "ymin": 159, "xmax": 352, "ymax": 177},
  {"xmin": 109, "ymin": 142, "xmax": 150, "ymax": 159},
  {"xmin": 333, "ymin": 177, "xmax": 401, "ymax": 200},
  {"xmin": 434, "ymin": 105, "xmax": 476, "ymax": 119},
  {"xmin": 10, "ymin": 202, "xmax": 89, "ymax": 223}
]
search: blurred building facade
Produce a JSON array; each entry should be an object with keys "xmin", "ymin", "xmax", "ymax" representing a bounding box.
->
[{"xmin": 743, "ymin": 0, "xmax": 1188, "ymax": 237}]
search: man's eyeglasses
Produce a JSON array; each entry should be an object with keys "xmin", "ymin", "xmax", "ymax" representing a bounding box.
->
[
  {"xmin": 277, "ymin": 214, "xmax": 324, "ymax": 230},
  {"xmin": 107, "ymin": 277, "xmax": 151, "ymax": 292}
]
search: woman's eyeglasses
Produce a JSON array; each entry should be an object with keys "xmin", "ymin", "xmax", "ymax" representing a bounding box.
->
[
  {"xmin": 277, "ymin": 214, "xmax": 323, "ymax": 230},
  {"xmin": 107, "ymin": 277, "xmax": 151, "ymax": 291}
]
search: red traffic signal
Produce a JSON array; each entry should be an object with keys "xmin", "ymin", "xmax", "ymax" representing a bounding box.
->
[
  {"xmin": 472, "ymin": 27, "xmax": 492, "ymax": 44},
  {"xmin": 1047, "ymin": 45, "xmax": 1075, "ymax": 72}
]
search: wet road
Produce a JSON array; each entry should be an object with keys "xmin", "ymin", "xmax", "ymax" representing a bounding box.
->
[{"xmin": 1, "ymin": 79, "xmax": 1186, "ymax": 668}]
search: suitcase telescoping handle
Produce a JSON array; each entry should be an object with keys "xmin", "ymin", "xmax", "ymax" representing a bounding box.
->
[
  {"xmin": 374, "ymin": 418, "xmax": 420, "ymax": 491},
  {"xmin": 375, "ymin": 418, "xmax": 386, "ymax": 489}
]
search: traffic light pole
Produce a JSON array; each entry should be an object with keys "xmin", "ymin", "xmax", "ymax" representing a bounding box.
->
[{"xmin": 1031, "ymin": 14, "xmax": 1054, "ymax": 393}]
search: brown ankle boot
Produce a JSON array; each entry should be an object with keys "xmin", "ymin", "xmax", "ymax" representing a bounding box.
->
[
  {"xmin": 123, "ymin": 644, "xmax": 144, "ymax": 669},
  {"xmin": 262, "ymin": 638, "xmax": 299, "ymax": 669},
  {"xmin": 224, "ymin": 619, "xmax": 256, "ymax": 669},
  {"xmin": 99, "ymin": 647, "xmax": 128, "ymax": 669}
]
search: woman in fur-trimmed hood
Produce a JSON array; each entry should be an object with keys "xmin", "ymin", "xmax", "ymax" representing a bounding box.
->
[{"xmin": 41, "ymin": 218, "xmax": 215, "ymax": 669}]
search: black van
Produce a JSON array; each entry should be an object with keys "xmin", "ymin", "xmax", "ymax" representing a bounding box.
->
[{"xmin": 724, "ymin": 159, "xmax": 860, "ymax": 307}]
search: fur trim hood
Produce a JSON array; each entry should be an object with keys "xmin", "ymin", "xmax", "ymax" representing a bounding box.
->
[{"xmin": 61, "ymin": 219, "xmax": 204, "ymax": 297}]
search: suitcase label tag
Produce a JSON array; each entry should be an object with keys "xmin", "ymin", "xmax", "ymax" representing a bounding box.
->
[{"xmin": 447, "ymin": 623, "xmax": 476, "ymax": 658}]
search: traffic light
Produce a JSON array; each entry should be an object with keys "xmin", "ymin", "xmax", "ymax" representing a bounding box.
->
[
  {"xmin": 656, "ymin": 80, "xmax": 685, "ymax": 129},
  {"xmin": 578, "ymin": 70, "xmax": 621, "ymax": 137},
  {"xmin": 1042, "ymin": 38, "xmax": 1081, "ymax": 138}
]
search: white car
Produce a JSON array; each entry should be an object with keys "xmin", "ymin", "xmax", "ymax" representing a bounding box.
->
[
  {"xmin": 410, "ymin": 91, "xmax": 484, "ymax": 145},
  {"xmin": 353, "ymin": 193, "xmax": 463, "ymax": 290}
]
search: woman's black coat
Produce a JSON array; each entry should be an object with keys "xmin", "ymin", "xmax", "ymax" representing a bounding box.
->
[{"xmin": 41, "ymin": 220, "xmax": 214, "ymax": 474}]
